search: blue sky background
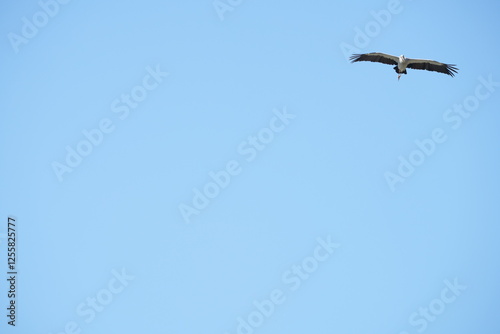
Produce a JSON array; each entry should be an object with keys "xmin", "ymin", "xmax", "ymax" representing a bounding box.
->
[{"xmin": 1, "ymin": 0, "xmax": 500, "ymax": 333}]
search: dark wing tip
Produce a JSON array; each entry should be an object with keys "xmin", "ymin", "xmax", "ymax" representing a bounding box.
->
[
  {"xmin": 448, "ymin": 64, "xmax": 458, "ymax": 73},
  {"xmin": 446, "ymin": 64, "xmax": 459, "ymax": 77},
  {"xmin": 349, "ymin": 54, "xmax": 362, "ymax": 63}
]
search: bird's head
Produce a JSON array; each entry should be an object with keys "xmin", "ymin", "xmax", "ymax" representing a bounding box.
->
[{"xmin": 400, "ymin": 55, "xmax": 406, "ymax": 61}]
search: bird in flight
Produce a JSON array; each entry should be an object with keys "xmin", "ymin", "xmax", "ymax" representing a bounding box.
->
[{"xmin": 350, "ymin": 52, "xmax": 458, "ymax": 80}]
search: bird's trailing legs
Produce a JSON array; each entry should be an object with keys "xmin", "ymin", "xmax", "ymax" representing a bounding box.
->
[{"xmin": 398, "ymin": 74, "xmax": 401, "ymax": 81}]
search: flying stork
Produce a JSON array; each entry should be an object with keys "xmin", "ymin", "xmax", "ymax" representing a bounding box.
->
[{"xmin": 350, "ymin": 52, "xmax": 458, "ymax": 80}]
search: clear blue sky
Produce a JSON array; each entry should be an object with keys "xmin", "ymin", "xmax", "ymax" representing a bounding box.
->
[{"xmin": 1, "ymin": 1, "xmax": 500, "ymax": 333}]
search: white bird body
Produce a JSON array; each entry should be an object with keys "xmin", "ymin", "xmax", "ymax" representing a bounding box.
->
[
  {"xmin": 350, "ymin": 52, "xmax": 458, "ymax": 80},
  {"xmin": 397, "ymin": 55, "xmax": 407, "ymax": 72}
]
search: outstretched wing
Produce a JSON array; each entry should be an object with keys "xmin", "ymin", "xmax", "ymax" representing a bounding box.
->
[
  {"xmin": 349, "ymin": 52, "xmax": 399, "ymax": 66},
  {"xmin": 406, "ymin": 58, "xmax": 458, "ymax": 77}
]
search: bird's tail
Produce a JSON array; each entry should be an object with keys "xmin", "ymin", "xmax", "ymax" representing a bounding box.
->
[{"xmin": 393, "ymin": 66, "xmax": 407, "ymax": 75}]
